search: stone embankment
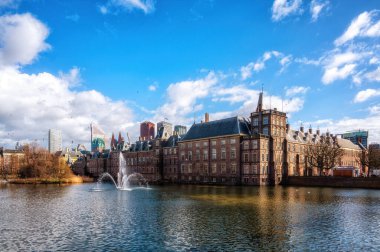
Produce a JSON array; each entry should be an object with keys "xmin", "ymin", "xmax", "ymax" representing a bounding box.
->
[{"xmin": 282, "ymin": 176, "xmax": 380, "ymax": 189}]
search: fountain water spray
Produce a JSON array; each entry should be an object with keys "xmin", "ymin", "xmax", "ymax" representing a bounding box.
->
[{"xmin": 92, "ymin": 152, "xmax": 149, "ymax": 191}]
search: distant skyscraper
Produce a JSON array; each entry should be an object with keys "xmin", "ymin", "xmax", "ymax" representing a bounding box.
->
[
  {"xmin": 140, "ymin": 121, "xmax": 155, "ymax": 140},
  {"xmin": 157, "ymin": 121, "xmax": 173, "ymax": 139},
  {"xmin": 48, "ymin": 129, "xmax": 62, "ymax": 153},
  {"xmin": 90, "ymin": 123, "xmax": 107, "ymax": 152},
  {"xmin": 341, "ymin": 130, "xmax": 368, "ymax": 148},
  {"xmin": 174, "ymin": 125, "xmax": 187, "ymax": 135}
]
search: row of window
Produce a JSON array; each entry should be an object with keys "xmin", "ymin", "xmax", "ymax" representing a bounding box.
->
[
  {"xmin": 243, "ymin": 152, "xmax": 268, "ymax": 162},
  {"xmin": 180, "ymin": 148, "xmax": 237, "ymax": 161},
  {"xmin": 243, "ymin": 140, "xmax": 268, "ymax": 150},
  {"xmin": 243, "ymin": 164, "xmax": 268, "ymax": 175},
  {"xmin": 179, "ymin": 138, "xmax": 237, "ymax": 149},
  {"xmin": 180, "ymin": 163, "xmax": 237, "ymax": 174},
  {"xmin": 252, "ymin": 116, "xmax": 285, "ymax": 127},
  {"xmin": 181, "ymin": 176, "xmax": 237, "ymax": 183}
]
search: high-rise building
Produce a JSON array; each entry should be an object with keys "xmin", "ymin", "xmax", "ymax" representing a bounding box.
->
[
  {"xmin": 341, "ymin": 130, "xmax": 368, "ymax": 148},
  {"xmin": 174, "ymin": 125, "xmax": 187, "ymax": 135},
  {"xmin": 48, "ymin": 129, "xmax": 62, "ymax": 153},
  {"xmin": 157, "ymin": 121, "xmax": 173, "ymax": 139},
  {"xmin": 140, "ymin": 121, "xmax": 155, "ymax": 140},
  {"xmin": 91, "ymin": 123, "xmax": 107, "ymax": 152}
]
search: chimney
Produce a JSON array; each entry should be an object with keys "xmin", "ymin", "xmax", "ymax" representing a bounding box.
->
[
  {"xmin": 309, "ymin": 128, "xmax": 312, "ymax": 134},
  {"xmin": 300, "ymin": 126, "xmax": 304, "ymax": 132},
  {"xmin": 205, "ymin": 113, "xmax": 209, "ymax": 123},
  {"xmin": 316, "ymin": 129, "xmax": 320, "ymax": 135}
]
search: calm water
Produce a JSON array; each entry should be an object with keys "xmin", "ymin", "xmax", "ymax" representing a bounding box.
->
[{"xmin": 0, "ymin": 183, "xmax": 379, "ymax": 251}]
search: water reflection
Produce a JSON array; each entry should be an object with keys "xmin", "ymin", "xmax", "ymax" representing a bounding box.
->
[{"xmin": 0, "ymin": 184, "xmax": 379, "ymax": 251}]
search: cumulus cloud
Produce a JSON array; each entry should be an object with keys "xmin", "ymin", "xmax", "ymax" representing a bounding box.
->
[
  {"xmin": 285, "ymin": 86, "xmax": 309, "ymax": 96},
  {"xmin": 152, "ymin": 72, "xmax": 218, "ymax": 124},
  {"xmin": 335, "ymin": 10, "xmax": 380, "ymax": 46},
  {"xmin": 0, "ymin": 13, "xmax": 50, "ymax": 67},
  {"xmin": 240, "ymin": 51, "xmax": 292, "ymax": 80},
  {"xmin": 0, "ymin": 0, "xmax": 20, "ymax": 8},
  {"xmin": 0, "ymin": 67, "xmax": 135, "ymax": 148},
  {"xmin": 0, "ymin": 13, "xmax": 136, "ymax": 148},
  {"xmin": 310, "ymin": 0, "xmax": 328, "ymax": 22},
  {"xmin": 272, "ymin": 0, "xmax": 303, "ymax": 22},
  {"xmin": 99, "ymin": 0, "xmax": 155, "ymax": 15},
  {"xmin": 354, "ymin": 88, "xmax": 380, "ymax": 103}
]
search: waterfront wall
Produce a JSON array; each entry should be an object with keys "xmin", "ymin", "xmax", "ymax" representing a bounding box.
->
[{"xmin": 282, "ymin": 176, "xmax": 380, "ymax": 189}]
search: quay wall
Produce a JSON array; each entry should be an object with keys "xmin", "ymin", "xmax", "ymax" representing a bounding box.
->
[{"xmin": 282, "ymin": 176, "xmax": 380, "ymax": 189}]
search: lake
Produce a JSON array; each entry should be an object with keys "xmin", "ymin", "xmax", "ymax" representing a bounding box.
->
[{"xmin": 0, "ymin": 183, "xmax": 379, "ymax": 251}]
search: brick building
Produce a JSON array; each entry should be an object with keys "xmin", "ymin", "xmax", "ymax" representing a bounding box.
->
[
  {"xmin": 140, "ymin": 121, "xmax": 155, "ymax": 141},
  {"xmin": 76, "ymin": 92, "xmax": 366, "ymax": 185}
]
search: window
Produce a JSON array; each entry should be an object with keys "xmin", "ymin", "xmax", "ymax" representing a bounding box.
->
[
  {"xmin": 196, "ymin": 150, "xmax": 200, "ymax": 160},
  {"xmin": 181, "ymin": 164, "xmax": 185, "ymax": 173},
  {"xmin": 262, "ymin": 153, "xmax": 265, "ymax": 161},
  {"xmin": 252, "ymin": 140, "xmax": 258, "ymax": 149},
  {"xmin": 211, "ymin": 148, "xmax": 217, "ymax": 160},
  {"xmin": 188, "ymin": 164, "xmax": 192, "ymax": 173},
  {"xmin": 263, "ymin": 127, "xmax": 269, "ymax": 135},
  {"xmin": 221, "ymin": 148, "xmax": 226, "ymax": 159},
  {"xmin": 211, "ymin": 140, "xmax": 216, "ymax": 146},
  {"xmin": 155, "ymin": 149, "xmax": 159, "ymax": 155},
  {"xmin": 244, "ymin": 153, "xmax": 249, "ymax": 162},
  {"xmin": 266, "ymin": 154, "xmax": 269, "ymax": 161},
  {"xmin": 180, "ymin": 143, "xmax": 184, "ymax": 149},
  {"xmin": 203, "ymin": 141, "xmax": 208, "ymax": 147},
  {"xmin": 253, "ymin": 118, "xmax": 258, "ymax": 126},
  {"xmin": 243, "ymin": 141, "xmax": 249, "ymax": 150},
  {"xmin": 231, "ymin": 163, "xmax": 236, "ymax": 174},
  {"xmin": 221, "ymin": 139, "xmax": 226, "ymax": 145},
  {"xmin": 230, "ymin": 138, "xmax": 236, "ymax": 144},
  {"xmin": 252, "ymin": 153, "xmax": 257, "ymax": 162},
  {"xmin": 221, "ymin": 163, "xmax": 226, "ymax": 174},
  {"xmin": 188, "ymin": 143, "xmax": 192, "ymax": 148},
  {"xmin": 181, "ymin": 151, "xmax": 185, "ymax": 161},
  {"xmin": 204, "ymin": 163, "xmax": 209, "ymax": 174},
  {"xmin": 164, "ymin": 149, "xmax": 167, "ymax": 155},
  {"xmin": 156, "ymin": 141, "xmax": 160, "ymax": 147},
  {"xmin": 230, "ymin": 147, "xmax": 236, "ymax": 159},
  {"xmin": 195, "ymin": 142, "xmax": 200, "ymax": 148},
  {"xmin": 188, "ymin": 151, "xmax": 192, "ymax": 161},
  {"xmin": 203, "ymin": 150, "xmax": 208, "ymax": 160},
  {"xmin": 263, "ymin": 116, "xmax": 268, "ymax": 125},
  {"xmin": 253, "ymin": 164, "xmax": 258, "ymax": 174},
  {"xmin": 244, "ymin": 165, "xmax": 249, "ymax": 174},
  {"xmin": 212, "ymin": 163, "xmax": 217, "ymax": 174},
  {"xmin": 173, "ymin": 148, "xmax": 177, "ymax": 154}
]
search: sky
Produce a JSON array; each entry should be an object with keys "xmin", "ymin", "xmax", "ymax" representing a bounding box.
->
[{"xmin": 0, "ymin": 0, "xmax": 380, "ymax": 149}]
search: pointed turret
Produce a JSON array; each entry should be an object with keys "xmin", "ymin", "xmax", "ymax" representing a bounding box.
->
[
  {"xmin": 110, "ymin": 133, "xmax": 116, "ymax": 150},
  {"xmin": 256, "ymin": 91, "xmax": 263, "ymax": 112},
  {"xmin": 118, "ymin": 132, "xmax": 122, "ymax": 144}
]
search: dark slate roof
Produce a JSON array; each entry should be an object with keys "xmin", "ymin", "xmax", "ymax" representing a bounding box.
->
[
  {"xmin": 129, "ymin": 140, "xmax": 152, "ymax": 152},
  {"xmin": 181, "ymin": 116, "xmax": 251, "ymax": 141},
  {"xmin": 165, "ymin": 134, "xmax": 184, "ymax": 147}
]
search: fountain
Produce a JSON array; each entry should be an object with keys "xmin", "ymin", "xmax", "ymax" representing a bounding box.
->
[{"xmin": 91, "ymin": 152, "xmax": 149, "ymax": 191}]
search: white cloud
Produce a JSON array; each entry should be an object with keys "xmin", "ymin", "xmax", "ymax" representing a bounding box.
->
[
  {"xmin": 148, "ymin": 83, "xmax": 158, "ymax": 91},
  {"xmin": 152, "ymin": 72, "xmax": 218, "ymax": 124},
  {"xmin": 306, "ymin": 114, "xmax": 380, "ymax": 143},
  {"xmin": 365, "ymin": 66, "xmax": 380, "ymax": 82},
  {"xmin": 354, "ymin": 88, "xmax": 380, "ymax": 103},
  {"xmin": 272, "ymin": 0, "xmax": 303, "ymax": 22},
  {"xmin": 0, "ymin": 67, "xmax": 135, "ymax": 148},
  {"xmin": 100, "ymin": 0, "xmax": 155, "ymax": 15},
  {"xmin": 310, "ymin": 0, "xmax": 328, "ymax": 22},
  {"xmin": 0, "ymin": 13, "xmax": 136, "ymax": 148},
  {"xmin": 0, "ymin": 13, "xmax": 50, "ymax": 67},
  {"xmin": 240, "ymin": 51, "xmax": 292, "ymax": 80},
  {"xmin": 335, "ymin": 10, "xmax": 380, "ymax": 46},
  {"xmin": 285, "ymin": 86, "xmax": 309, "ymax": 96},
  {"xmin": 322, "ymin": 63, "xmax": 356, "ymax": 84}
]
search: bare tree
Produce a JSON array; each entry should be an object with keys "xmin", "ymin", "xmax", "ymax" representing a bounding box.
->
[
  {"xmin": 306, "ymin": 138, "xmax": 344, "ymax": 176},
  {"xmin": 357, "ymin": 145, "xmax": 380, "ymax": 177}
]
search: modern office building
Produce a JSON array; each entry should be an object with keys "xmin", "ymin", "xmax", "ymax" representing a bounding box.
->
[
  {"xmin": 140, "ymin": 121, "xmax": 155, "ymax": 140},
  {"xmin": 157, "ymin": 121, "xmax": 173, "ymax": 139},
  {"xmin": 48, "ymin": 129, "xmax": 62, "ymax": 153},
  {"xmin": 174, "ymin": 125, "xmax": 187, "ymax": 135},
  {"xmin": 341, "ymin": 130, "xmax": 368, "ymax": 148},
  {"xmin": 90, "ymin": 123, "xmax": 107, "ymax": 152}
]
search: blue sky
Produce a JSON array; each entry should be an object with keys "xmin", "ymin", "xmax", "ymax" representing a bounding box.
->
[{"xmin": 0, "ymin": 0, "xmax": 380, "ymax": 148}]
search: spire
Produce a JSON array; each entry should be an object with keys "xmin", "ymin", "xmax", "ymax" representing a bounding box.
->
[
  {"xmin": 118, "ymin": 132, "xmax": 122, "ymax": 144},
  {"xmin": 111, "ymin": 133, "xmax": 116, "ymax": 150},
  {"xmin": 256, "ymin": 91, "xmax": 263, "ymax": 112}
]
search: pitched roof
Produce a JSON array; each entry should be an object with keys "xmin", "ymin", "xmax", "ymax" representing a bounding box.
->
[
  {"xmin": 337, "ymin": 138, "xmax": 361, "ymax": 150},
  {"xmin": 181, "ymin": 116, "xmax": 250, "ymax": 141}
]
